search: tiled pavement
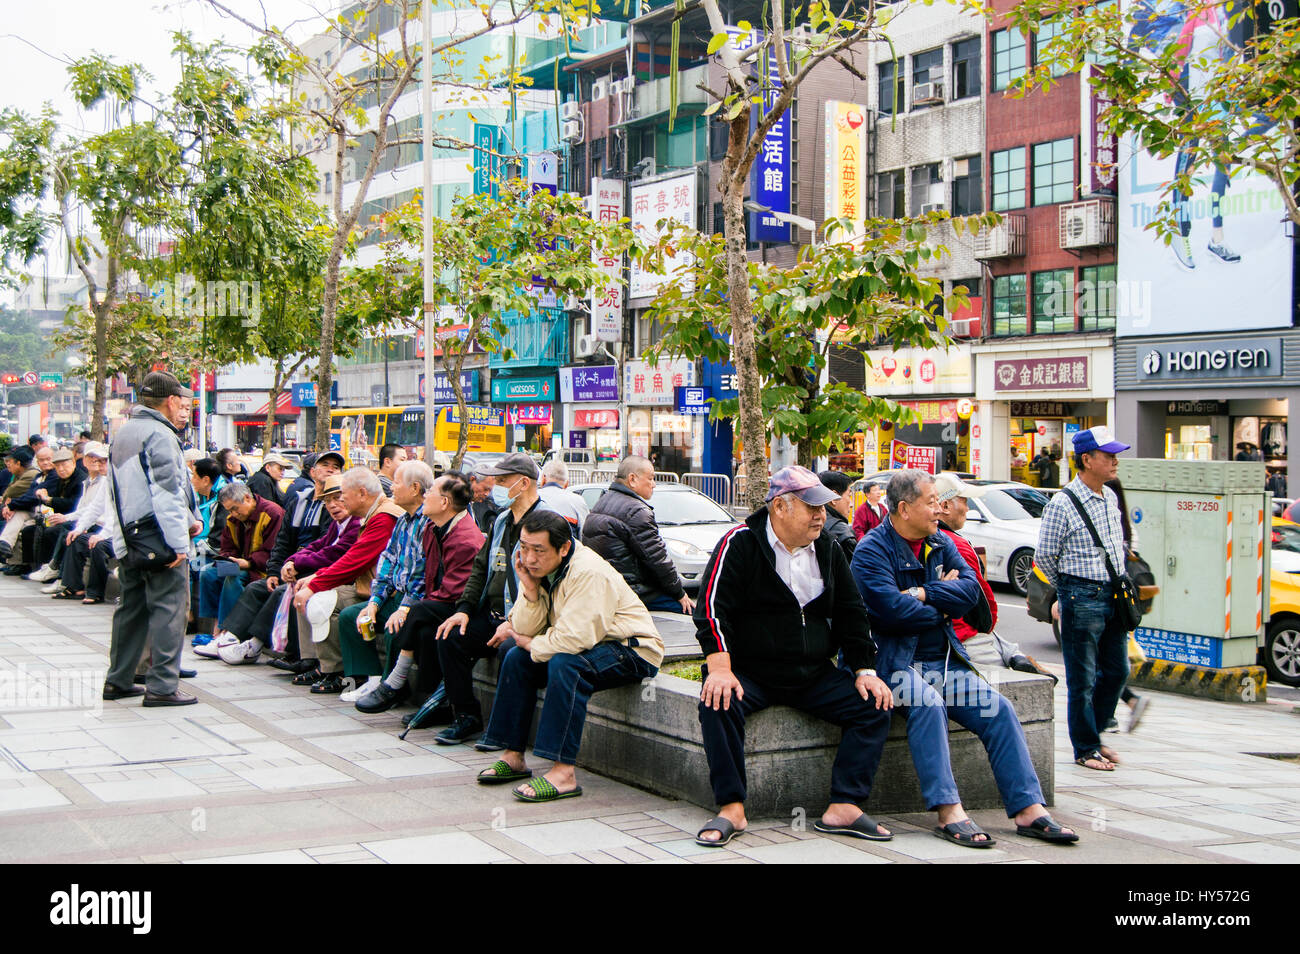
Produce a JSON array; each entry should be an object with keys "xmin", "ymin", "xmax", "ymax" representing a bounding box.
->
[{"xmin": 1, "ymin": 576, "xmax": 1298, "ymax": 864}]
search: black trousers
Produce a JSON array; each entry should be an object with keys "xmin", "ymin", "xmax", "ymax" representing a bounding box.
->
[
  {"xmin": 698, "ymin": 663, "xmax": 891, "ymax": 808},
  {"xmin": 36, "ymin": 523, "xmax": 66, "ymax": 567},
  {"xmin": 60, "ymin": 532, "xmax": 113, "ymax": 598},
  {"xmin": 429, "ymin": 605, "xmax": 508, "ymax": 719},
  {"xmin": 223, "ymin": 579, "xmax": 298, "ymax": 647},
  {"xmin": 393, "ymin": 598, "xmax": 457, "ymax": 692}
]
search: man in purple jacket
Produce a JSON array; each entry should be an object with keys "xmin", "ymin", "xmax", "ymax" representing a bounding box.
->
[{"xmin": 198, "ymin": 475, "xmax": 358, "ymax": 664}]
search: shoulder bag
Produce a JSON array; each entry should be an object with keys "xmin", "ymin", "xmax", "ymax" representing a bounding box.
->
[
  {"xmin": 109, "ymin": 454, "xmax": 178, "ymax": 572},
  {"xmin": 1062, "ymin": 487, "xmax": 1143, "ymax": 630}
]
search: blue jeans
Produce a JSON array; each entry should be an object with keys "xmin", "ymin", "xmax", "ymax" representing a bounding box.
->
[
  {"xmin": 1057, "ymin": 574, "xmax": 1130, "ymax": 760},
  {"xmin": 643, "ymin": 592, "xmax": 685, "ymax": 613},
  {"xmin": 482, "ymin": 641, "xmax": 658, "ymax": 765},
  {"xmin": 891, "ymin": 657, "xmax": 1044, "ymax": 817},
  {"xmin": 198, "ymin": 565, "xmax": 250, "ymax": 626}
]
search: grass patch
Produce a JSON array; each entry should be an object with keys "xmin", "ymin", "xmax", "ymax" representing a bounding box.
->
[{"xmin": 663, "ymin": 660, "xmax": 703, "ymax": 682}]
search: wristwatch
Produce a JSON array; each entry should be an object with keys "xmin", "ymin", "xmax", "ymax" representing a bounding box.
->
[
  {"xmin": 908, "ymin": 586, "xmax": 923, "ymax": 600},
  {"xmin": 855, "ymin": 668, "xmax": 877, "ymax": 679}
]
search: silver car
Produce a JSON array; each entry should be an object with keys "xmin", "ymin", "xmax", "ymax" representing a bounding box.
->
[{"xmin": 570, "ymin": 482, "xmax": 740, "ymax": 591}]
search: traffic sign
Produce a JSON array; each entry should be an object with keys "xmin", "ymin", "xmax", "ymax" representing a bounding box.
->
[
  {"xmin": 21, "ymin": 371, "xmax": 38, "ymax": 385},
  {"xmin": 38, "ymin": 372, "xmax": 63, "ymax": 385}
]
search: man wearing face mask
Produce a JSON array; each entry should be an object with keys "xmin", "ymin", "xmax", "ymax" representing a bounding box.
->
[{"xmin": 431, "ymin": 453, "xmax": 547, "ymax": 746}]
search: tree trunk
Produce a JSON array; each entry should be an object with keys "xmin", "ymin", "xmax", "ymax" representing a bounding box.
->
[
  {"xmin": 92, "ymin": 305, "xmax": 108, "ymax": 443},
  {"xmin": 722, "ymin": 113, "xmax": 769, "ymax": 511},
  {"xmin": 263, "ymin": 358, "xmax": 286, "ymax": 453}
]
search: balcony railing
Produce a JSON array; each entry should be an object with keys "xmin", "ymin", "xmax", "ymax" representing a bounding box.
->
[{"xmin": 489, "ymin": 308, "xmax": 569, "ymax": 368}]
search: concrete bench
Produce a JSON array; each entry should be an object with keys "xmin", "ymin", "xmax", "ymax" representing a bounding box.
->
[{"xmin": 472, "ymin": 662, "xmax": 1055, "ymax": 816}]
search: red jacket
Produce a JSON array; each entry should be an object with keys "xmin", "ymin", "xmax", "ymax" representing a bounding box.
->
[
  {"xmin": 852, "ymin": 500, "xmax": 887, "ymax": 540},
  {"xmin": 309, "ymin": 497, "xmax": 404, "ymax": 594},
  {"xmin": 940, "ymin": 525, "xmax": 997, "ymax": 641},
  {"xmin": 421, "ymin": 510, "xmax": 485, "ymax": 603}
]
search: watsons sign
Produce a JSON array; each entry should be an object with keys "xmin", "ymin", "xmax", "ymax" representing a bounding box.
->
[{"xmin": 1136, "ymin": 337, "xmax": 1282, "ymax": 381}]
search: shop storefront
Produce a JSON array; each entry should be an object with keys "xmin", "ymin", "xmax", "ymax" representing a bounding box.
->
[
  {"xmin": 490, "ymin": 374, "xmax": 557, "ymax": 453},
  {"xmin": 559, "ymin": 365, "xmax": 621, "ymax": 463},
  {"xmin": 624, "ymin": 358, "xmax": 697, "ymax": 475},
  {"xmin": 971, "ymin": 336, "xmax": 1114, "ymax": 483},
  {"xmin": 855, "ymin": 345, "xmax": 974, "ymax": 475},
  {"xmin": 215, "ymin": 390, "xmax": 298, "ymax": 452},
  {"xmin": 1115, "ymin": 330, "xmax": 1300, "ymax": 494}
]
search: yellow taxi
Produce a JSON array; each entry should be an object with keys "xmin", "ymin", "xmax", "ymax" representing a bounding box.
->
[{"xmin": 1264, "ymin": 517, "xmax": 1300, "ymax": 686}]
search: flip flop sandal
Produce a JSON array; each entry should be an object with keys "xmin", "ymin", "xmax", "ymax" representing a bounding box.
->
[
  {"xmin": 511, "ymin": 777, "xmax": 582, "ymax": 803},
  {"xmin": 695, "ymin": 816, "xmax": 745, "ymax": 847},
  {"xmin": 1075, "ymin": 750, "xmax": 1115, "ymax": 771},
  {"xmin": 477, "ymin": 760, "xmax": 533, "ymax": 785},
  {"xmin": 81, "ymin": 597, "xmax": 104, "ymax": 605},
  {"xmin": 1097, "ymin": 746, "xmax": 1121, "ymax": 764},
  {"xmin": 813, "ymin": 813, "xmax": 893, "ymax": 841},
  {"xmin": 52, "ymin": 589, "xmax": 85, "ymax": 600},
  {"xmin": 934, "ymin": 819, "xmax": 996, "ymax": 848},
  {"xmin": 1016, "ymin": 815, "xmax": 1079, "ymax": 843}
]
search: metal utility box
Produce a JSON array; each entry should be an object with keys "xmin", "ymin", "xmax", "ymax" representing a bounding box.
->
[{"xmin": 1117, "ymin": 459, "xmax": 1268, "ymax": 669}]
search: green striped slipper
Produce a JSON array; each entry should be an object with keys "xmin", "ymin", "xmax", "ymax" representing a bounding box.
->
[
  {"xmin": 477, "ymin": 760, "xmax": 532, "ymax": 785},
  {"xmin": 512, "ymin": 776, "xmax": 583, "ymax": 802}
]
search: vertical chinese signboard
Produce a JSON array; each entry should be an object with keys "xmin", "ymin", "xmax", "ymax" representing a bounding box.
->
[
  {"xmin": 473, "ymin": 124, "xmax": 502, "ymax": 198},
  {"xmin": 750, "ymin": 44, "xmax": 791, "ymax": 243},
  {"xmin": 629, "ymin": 173, "xmax": 697, "ymax": 300},
  {"xmin": 1079, "ymin": 66, "xmax": 1117, "ymax": 196},
  {"xmin": 590, "ymin": 177, "xmax": 624, "ymax": 342},
  {"xmin": 823, "ymin": 101, "xmax": 867, "ymax": 235}
]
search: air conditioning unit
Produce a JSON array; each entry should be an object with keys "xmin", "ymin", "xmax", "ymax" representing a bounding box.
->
[
  {"xmin": 920, "ymin": 202, "xmax": 946, "ymax": 214},
  {"xmin": 575, "ymin": 334, "xmax": 599, "ymax": 358},
  {"xmin": 949, "ymin": 317, "xmax": 981, "ymax": 337},
  {"xmin": 973, "ymin": 213, "xmax": 1027, "ymax": 259},
  {"xmin": 561, "ymin": 119, "xmax": 582, "ymax": 143},
  {"xmin": 912, "ymin": 81, "xmax": 944, "ymax": 105},
  {"xmin": 565, "ymin": 293, "xmax": 583, "ymax": 310},
  {"xmin": 1059, "ymin": 198, "xmax": 1117, "ymax": 249},
  {"xmin": 591, "ymin": 77, "xmax": 611, "ymax": 101},
  {"xmin": 560, "ymin": 100, "xmax": 581, "ymax": 122},
  {"xmin": 612, "ymin": 77, "xmax": 634, "ymax": 96}
]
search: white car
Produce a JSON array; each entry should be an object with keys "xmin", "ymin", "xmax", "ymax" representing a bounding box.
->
[{"xmin": 570, "ymin": 482, "xmax": 740, "ymax": 591}]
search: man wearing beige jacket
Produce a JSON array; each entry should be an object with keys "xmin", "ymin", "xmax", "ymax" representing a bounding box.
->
[{"xmin": 476, "ymin": 509, "xmax": 663, "ymax": 802}]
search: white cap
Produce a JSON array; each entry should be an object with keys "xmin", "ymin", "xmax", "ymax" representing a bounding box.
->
[
  {"xmin": 83, "ymin": 441, "xmax": 110, "ymax": 460},
  {"xmin": 933, "ymin": 472, "xmax": 985, "ymax": 503},
  {"xmin": 306, "ymin": 589, "xmax": 339, "ymax": 642}
]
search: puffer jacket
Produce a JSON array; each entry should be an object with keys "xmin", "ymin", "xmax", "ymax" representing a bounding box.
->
[
  {"xmin": 581, "ymin": 482, "xmax": 684, "ymax": 602},
  {"xmin": 107, "ymin": 406, "xmax": 197, "ymax": 557},
  {"xmin": 219, "ymin": 496, "xmax": 284, "ymax": 579},
  {"xmin": 823, "ymin": 505, "xmax": 856, "ymax": 565}
]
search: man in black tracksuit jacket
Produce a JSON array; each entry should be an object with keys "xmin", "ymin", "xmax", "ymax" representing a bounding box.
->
[{"xmin": 691, "ymin": 465, "xmax": 895, "ymax": 848}]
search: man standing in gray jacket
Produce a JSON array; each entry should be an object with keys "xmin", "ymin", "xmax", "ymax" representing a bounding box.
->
[{"xmin": 104, "ymin": 372, "xmax": 202, "ymax": 706}]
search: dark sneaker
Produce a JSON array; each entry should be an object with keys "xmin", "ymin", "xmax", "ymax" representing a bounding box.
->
[
  {"xmin": 355, "ymin": 682, "xmax": 409, "ymax": 714},
  {"xmin": 1206, "ymin": 240, "xmax": 1241, "ymax": 264},
  {"xmin": 434, "ymin": 714, "xmax": 483, "ymax": 746}
]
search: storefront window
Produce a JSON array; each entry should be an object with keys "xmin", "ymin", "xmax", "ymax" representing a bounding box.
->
[{"xmin": 992, "ymin": 274, "xmax": 1027, "ymax": 335}]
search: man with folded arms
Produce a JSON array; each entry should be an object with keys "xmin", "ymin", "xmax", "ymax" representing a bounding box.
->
[
  {"xmin": 0, "ymin": 443, "xmax": 58, "ymax": 574},
  {"xmin": 693, "ymin": 465, "xmax": 895, "ymax": 848},
  {"xmin": 353, "ymin": 470, "xmax": 483, "ymax": 714},
  {"xmin": 853, "ymin": 468, "xmax": 1076, "ymax": 848},
  {"xmin": 203, "ymin": 474, "xmax": 357, "ymax": 664},
  {"xmin": 336, "ymin": 461, "xmax": 434, "ymax": 697},
  {"xmin": 25, "ymin": 446, "xmax": 90, "ymax": 585},
  {"xmin": 476, "ymin": 510, "xmax": 663, "ymax": 801},
  {"xmin": 289, "ymin": 467, "xmax": 405, "ymax": 693}
]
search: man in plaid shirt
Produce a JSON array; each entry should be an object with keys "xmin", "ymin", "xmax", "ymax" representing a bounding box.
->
[{"xmin": 1035, "ymin": 426, "xmax": 1131, "ymax": 772}]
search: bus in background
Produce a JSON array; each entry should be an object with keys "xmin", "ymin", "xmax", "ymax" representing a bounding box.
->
[{"xmin": 329, "ymin": 404, "xmax": 508, "ymax": 461}]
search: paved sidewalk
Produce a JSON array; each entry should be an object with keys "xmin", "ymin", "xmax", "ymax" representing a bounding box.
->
[{"xmin": 0, "ymin": 575, "xmax": 1298, "ymax": 864}]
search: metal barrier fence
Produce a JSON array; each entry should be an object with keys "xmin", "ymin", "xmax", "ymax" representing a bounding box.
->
[
  {"xmin": 592, "ymin": 468, "xmax": 619, "ymax": 484},
  {"xmin": 653, "ymin": 471, "xmax": 680, "ymax": 483},
  {"xmin": 733, "ymin": 474, "xmax": 748, "ymax": 504},
  {"xmin": 567, "ymin": 466, "xmax": 593, "ymax": 486},
  {"xmin": 684, "ymin": 472, "xmax": 732, "ymax": 507}
]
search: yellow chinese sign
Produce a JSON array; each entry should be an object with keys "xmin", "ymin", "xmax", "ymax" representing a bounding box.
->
[{"xmin": 823, "ymin": 101, "xmax": 867, "ymax": 232}]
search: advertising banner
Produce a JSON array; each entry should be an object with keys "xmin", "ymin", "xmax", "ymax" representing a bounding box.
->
[
  {"xmin": 1116, "ymin": 0, "xmax": 1293, "ymax": 336},
  {"xmin": 904, "ymin": 445, "xmax": 938, "ymax": 474},
  {"xmin": 865, "ymin": 346, "xmax": 972, "ymax": 395},
  {"xmin": 823, "ymin": 101, "xmax": 868, "ymax": 233},
  {"xmin": 590, "ymin": 178, "xmax": 625, "ymax": 342},
  {"xmin": 491, "ymin": 375, "xmax": 556, "ymax": 403},
  {"xmin": 993, "ymin": 356, "xmax": 1090, "ymax": 392},
  {"xmin": 574, "ymin": 408, "xmax": 619, "ymax": 429},
  {"xmin": 418, "ymin": 370, "xmax": 479, "ymax": 403},
  {"xmin": 629, "ymin": 173, "xmax": 697, "ymax": 300},
  {"xmin": 624, "ymin": 358, "xmax": 695, "ymax": 406},
  {"xmin": 559, "ymin": 365, "xmax": 619, "ymax": 402},
  {"xmin": 750, "ymin": 43, "xmax": 791, "ymax": 242}
]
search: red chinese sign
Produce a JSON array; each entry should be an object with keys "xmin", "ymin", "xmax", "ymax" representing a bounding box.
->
[
  {"xmin": 574, "ymin": 409, "xmax": 619, "ymax": 429},
  {"xmin": 993, "ymin": 357, "xmax": 1089, "ymax": 392}
]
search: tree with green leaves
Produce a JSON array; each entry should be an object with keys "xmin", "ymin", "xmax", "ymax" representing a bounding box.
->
[
  {"xmin": 1000, "ymin": 0, "xmax": 1300, "ymax": 234},
  {"xmin": 342, "ymin": 177, "xmax": 642, "ymax": 466},
  {"xmin": 0, "ymin": 108, "xmax": 56, "ymax": 291},
  {"xmin": 670, "ymin": 0, "xmax": 909, "ymax": 507},
  {"xmin": 642, "ymin": 213, "xmax": 989, "ymax": 471}
]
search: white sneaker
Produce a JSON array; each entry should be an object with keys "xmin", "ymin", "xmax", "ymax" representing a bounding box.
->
[
  {"xmin": 218, "ymin": 639, "xmax": 262, "ymax": 665},
  {"xmin": 27, "ymin": 564, "xmax": 60, "ymax": 582},
  {"xmin": 341, "ymin": 676, "xmax": 382, "ymax": 703},
  {"xmin": 41, "ymin": 580, "xmax": 63, "ymax": 594},
  {"xmin": 194, "ymin": 632, "xmax": 238, "ymax": 659}
]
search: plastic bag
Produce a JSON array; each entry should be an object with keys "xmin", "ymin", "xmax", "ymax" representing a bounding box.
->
[{"xmin": 270, "ymin": 585, "xmax": 294, "ymax": 654}]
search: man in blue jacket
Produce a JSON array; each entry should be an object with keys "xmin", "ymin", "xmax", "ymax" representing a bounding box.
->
[{"xmin": 853, "ymin": 468, "xmax": 1076, "ymax": 848}]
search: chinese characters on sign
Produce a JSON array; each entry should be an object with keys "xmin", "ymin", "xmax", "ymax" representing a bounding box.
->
[
  {"xmin": 823, "ymin": 102, "xmax": 867, "ymax": 234},
  {"xmin": 904, "ymin": 445, "xmax": 938, "ymax": 474},
  {"xmin": 589, "ymin": 178, "xmax": 624, "ymax": 342},
  {"xmin": 1081, "ymin": 68, "xmax": 1118, "ymax": 195},
  {"xmin": 574, "ymin": 408, "xmax": 619, "ymax": 429},
  {"xmin": 750, "ymin": 43, "xmax": 791, "ymax": 243},
  {"xmin": 897, "ymin": 400, "xmax": 960, "ymax": 425},
  {"xmin": 1134, "ymin": 628, "xmax": 1221, "ymax": 667},
  {"xmin": 513, "ymin": 404, "xmax": 552, "ymax": 426},
  {"xmin": 993, "ymin": 356, "xmax": 1090, "ymax": 392},
  {"xmin": 559, "ymin": 365, "xmax": 619, "ymax": 403},
  {"xmin": 624, "ymin": 358, "xmax": 695, "ymax": 406},
  {"xmin": 629, "ymin": 173, "xmax": 697, "ymax": 300}
]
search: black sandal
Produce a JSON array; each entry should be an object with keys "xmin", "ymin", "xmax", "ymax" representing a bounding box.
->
[
  {"xmin": 1016, "ymin": 815, "xmax": 1079, "ymax": 843},
  {"xmin": 52, "ymin": 589, "xmax": 85, "ymax": 600},
  {"xmin": 291, "ymin": 668, "xmax": 322, "ymax": 686},
  {"xmin": 934, "ymin": 819, "xmax": 996, "ymax": 848},
  {"xmin": 695, "ymin": 816, "xmax": 745, "ymax": 847}
]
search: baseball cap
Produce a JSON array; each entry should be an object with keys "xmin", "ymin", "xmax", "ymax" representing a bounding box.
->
[
  {"xmin": 302, "ymin": 452, "xmax": 320, "ymax": 472},
  {"xmin": 6, "ymin": 446, "xmax": 34, "ymax": 466},
  {"xmin": 315, "ymin": 473, "xmax": 344, "ymax": 500},
  {"xmin": 82, "ymin": 441, "xmax": 109, "ymax": 460},
  {"xmin": 1072, "ymin": 426, "xmax": 1130, "ymax": 455},
  {"xmin": 475, "ymin": 452, "xmax": 539, "ymax": 480},
  {"xmin": 306, "ymin": 589, "xmax": 339, "ymax": 643},
  {"xmin": 183, "ymin": 447, "xmax": 204, "ymax": 463},
  {"xmin": 263, "ymin": 453, "xmax": 293, "ymax": 468},
  {"xmin": 429, "ymin": 450, "xmax": 452, "ymax": 475},
  {"xmin": 315, "ymin": 451, "xmax": 345, "ymax": 470},
  {"xmin": 933, "ymin": 472, "xmax": 985, "ymax": 503},
  {"xmin": 51, "ymin": 447, "xmax": 75, "ymax": 463},
  {"xmin": 138, "ymin": 371, "xmax": 194, "ymax": 400},
  {"xmin": 766, "ymin": 465, "xmax": 840, "ymax": 506}
]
